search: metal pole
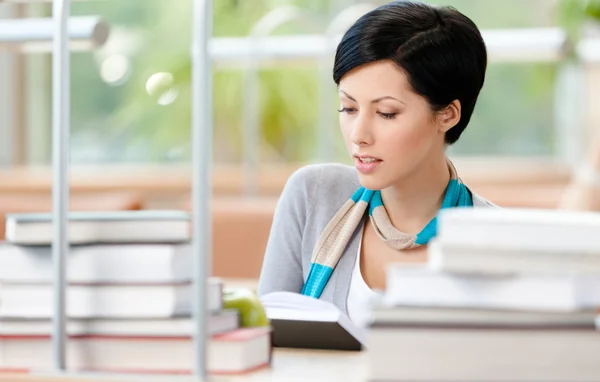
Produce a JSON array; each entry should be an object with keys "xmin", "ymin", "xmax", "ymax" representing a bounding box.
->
[
  {"xmin": 51, "ymin": 0, "xmax": 70, "ymax": 371},
  {"xmin": 191, "ymin": 0, "xmax": 213, "ymax": 377},
  {"xmin": 0, "ymin": 16, "xmax": 109, "ymax": 46}
]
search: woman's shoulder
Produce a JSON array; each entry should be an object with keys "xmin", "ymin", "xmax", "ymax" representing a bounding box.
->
[
  {"xmin": 287, "ymin": 165, "xmax": 498, "ymax": 208},
  {"xmin": 282, "ymin": 163, "xmax": 360, "ymax": 215},
  {"xmin": 287, "ymin": 162, "xmax": 360, "ymax": 193}
]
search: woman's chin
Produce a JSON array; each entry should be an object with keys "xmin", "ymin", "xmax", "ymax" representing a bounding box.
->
[{"xmin": 357, "ymin": 174, "xmax": 388, "ymax": 191}]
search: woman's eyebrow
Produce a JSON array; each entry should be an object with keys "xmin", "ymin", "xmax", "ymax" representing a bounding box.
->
[
  {"xmin": 372, "ymin": 95, "xmax": 405, "ymax": 105},
  {"xmin": 338, "ymin": 89, "xmax": 356, "ymax": 102},
  {"xmin": 338, "ymin": 90, "xmax": 405, "ymax": 105}
]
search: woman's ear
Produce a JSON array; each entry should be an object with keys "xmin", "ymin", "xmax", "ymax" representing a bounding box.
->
[{"xmin": 437, "ymin": 100, "xmax": 461, "ymax": 133}]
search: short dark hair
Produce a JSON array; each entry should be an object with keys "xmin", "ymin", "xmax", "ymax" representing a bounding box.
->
[{"xmin": 333, "ymin": 1, "xmax": 487, "ymax": 144}]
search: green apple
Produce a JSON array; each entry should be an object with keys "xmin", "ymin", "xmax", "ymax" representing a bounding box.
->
[{"xmin": 222, "ymin": 288, "xmax": 269, "ymax": 328}]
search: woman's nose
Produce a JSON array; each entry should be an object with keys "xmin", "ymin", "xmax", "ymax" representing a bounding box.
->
[{"xmin": 350, "ymin": 115, "xmax": 373, "ymax": 147}]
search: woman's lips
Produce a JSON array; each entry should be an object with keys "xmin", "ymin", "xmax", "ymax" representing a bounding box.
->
[{"xmin": 354, "ymin": 156, "xmax": 383, "ymax": 174}]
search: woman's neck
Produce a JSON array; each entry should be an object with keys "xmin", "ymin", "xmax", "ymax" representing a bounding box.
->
[{"xmin": 380, "ymin": 154, "xmax": 451, "ymax": 234}]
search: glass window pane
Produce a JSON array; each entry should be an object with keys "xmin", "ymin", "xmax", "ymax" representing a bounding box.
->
[{"xmin": 25, "ymin": 0, "xmax": 568, "ymax": 164}]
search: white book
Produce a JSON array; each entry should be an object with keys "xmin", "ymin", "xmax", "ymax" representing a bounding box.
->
[
  {"xmin": 370, "ymin": 304, "xmax": 598, "ymax": 327},
  {"xmin": 436, "ymin": 207, "xmax": 600, "ymax": 254},
  {"xmin": 368, "ymin": 325, "xmax": 600, "ymax": 382},
  {"xmin": 428, "ymin": 239, "xmax": 600, "ymax": 276},
  {"xmin": 0, "ymin": 310, "xmax": 239, "ymax": 337},
  {"xmin": 0, "ymin": 327, "xmax": 271, "ymax": 375},
  {"xmin": 0, "ymin": 278, "xmax": 223, "ymax": 318},
  {"xmin": 385, "ymin": 265, "xmax": 600, "ymax": 311},
  {"xmin": 5, "ymin": 210, "xmax": 190, "ymax": 245},
  {"xmin": 259, "ymin": 291, "xmax": 365, "ymax": 351},
  {"xmin": 0, "ymin": 243, "xmax": 192, "ymax": 283}
]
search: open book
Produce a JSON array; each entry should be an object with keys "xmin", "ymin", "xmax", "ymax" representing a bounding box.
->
[{"xmin": 259, "ymin": 291, "xmax": 366, "ymax": 351}]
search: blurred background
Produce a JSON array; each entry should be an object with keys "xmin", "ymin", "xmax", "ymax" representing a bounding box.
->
[{"xmin": 0, "ymin": 0, "xmax": 599, "ymax": 278}]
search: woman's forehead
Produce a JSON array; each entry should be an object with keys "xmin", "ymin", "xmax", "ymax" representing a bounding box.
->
[{"xmin": 338, "ymin": 61, "xmax": 412, "ymax": 99}]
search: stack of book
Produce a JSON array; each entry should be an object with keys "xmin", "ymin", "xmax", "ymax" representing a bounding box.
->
[
  {"xmin": 367, "ymin": 208, "xmax": 600, "ymax": 382},
  {"xmin": 0, "ymin": 210, "xmax": 271, "ymax": 375}
]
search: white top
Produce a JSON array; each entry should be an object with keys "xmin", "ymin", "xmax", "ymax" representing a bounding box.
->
[{"xmin": 347, "ymin": 238, "xmax": 382, "ymax": 326}]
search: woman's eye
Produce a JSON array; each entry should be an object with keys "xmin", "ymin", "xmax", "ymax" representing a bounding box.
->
[
  {"xmin": 337, "ymin": 107, "xmax": 357, "ymax": 114},
  {"xmin": 378, "ymin": 111, "xmax": 398, "ymax": 120}
]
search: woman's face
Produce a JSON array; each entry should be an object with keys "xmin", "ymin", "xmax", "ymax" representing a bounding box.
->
[{"xmin": 338, "ymin": 60, "xmax": 451, "ymax": 191}]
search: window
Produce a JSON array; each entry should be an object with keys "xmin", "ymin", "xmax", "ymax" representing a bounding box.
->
[{"xmin": 21, "ymin": 0, "xmax": 584, "ymax": 166}]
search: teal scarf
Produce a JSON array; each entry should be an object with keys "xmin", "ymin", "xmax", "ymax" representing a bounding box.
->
[{"xmin": 301, "ymin": 160, "xmax": 473, "ymax": 298}]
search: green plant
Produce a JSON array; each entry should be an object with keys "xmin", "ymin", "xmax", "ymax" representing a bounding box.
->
[
  {"xmin": 557, "ymin": 0, "xmax": 600, "ymax": 42},
  {"xmin": 97, "ymin": 0, "xmax": 335, "ymax": 162}
]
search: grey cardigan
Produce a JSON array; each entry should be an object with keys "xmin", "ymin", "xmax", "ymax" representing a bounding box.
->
[{"xmin": 256, "ymin": 163, "xmax": 495, "ymax": 315}]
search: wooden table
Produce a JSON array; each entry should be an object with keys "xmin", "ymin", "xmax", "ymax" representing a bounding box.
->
[{"xmin": 0, "ymin": 348, "xmax": 368, "ymax": 382}]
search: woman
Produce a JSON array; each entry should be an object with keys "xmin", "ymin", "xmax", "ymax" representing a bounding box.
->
[{"xmin": 257, "ymin": 1, "xmax": 495, "ymax": 322}]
